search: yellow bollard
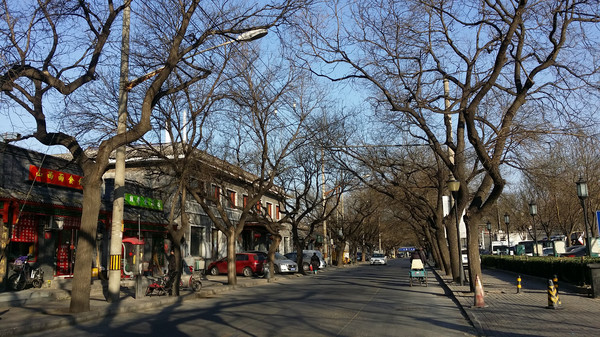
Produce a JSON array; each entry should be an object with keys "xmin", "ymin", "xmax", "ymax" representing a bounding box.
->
[
  {"xmin": 517, "ymin": 275, "xmax": 522, "ymax": 294},
  {"xmin": 553, "ymin": 274, "xmax": 561, "ymax": 305}
]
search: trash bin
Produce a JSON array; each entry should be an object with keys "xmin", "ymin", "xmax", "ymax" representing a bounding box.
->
[{"xmin": 587, "ymin": 263, "xmax": 600, "ymax": 298}]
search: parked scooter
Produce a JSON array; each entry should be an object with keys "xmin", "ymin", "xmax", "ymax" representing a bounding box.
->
[{"xmin": 9, "ymin": 255, "xmax": 44, "ymax": 291}]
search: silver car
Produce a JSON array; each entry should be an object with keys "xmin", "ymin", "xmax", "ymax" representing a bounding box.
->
[
  {"xmin": 273, "ymin": 252, "xmax": 298, "ymax": 273},
  {"xmin": 370, "ymin": 253, "xmax": 387, "ymax": 265},
  {"xmin": 246, "ymin": 251, "xmax": 298, "ymax": 274}
]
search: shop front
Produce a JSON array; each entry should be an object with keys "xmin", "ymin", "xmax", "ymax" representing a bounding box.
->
[{"xmin": 121, "ymin": 192, "xmax": 168, "ymax": 277}]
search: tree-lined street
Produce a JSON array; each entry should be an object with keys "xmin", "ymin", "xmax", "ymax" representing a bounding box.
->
[
  {"xmin": 3, "ymin": 2, "xmax": 600, "ymax": 328},
  {"xmin": 24, "ymin": 261, "xmax": 476, "ymax": 337}
]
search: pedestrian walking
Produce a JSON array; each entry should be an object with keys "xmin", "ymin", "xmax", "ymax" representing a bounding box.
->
[
  {"xmin": 310, "ymin": 252, "xmax": 320, "ymax": 275},
  {"xmin": 165, "ymin": 249, "xmax": 178, "ymax": 294}
]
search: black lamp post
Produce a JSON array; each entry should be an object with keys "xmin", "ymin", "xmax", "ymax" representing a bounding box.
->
[
  {"xmin": 504, "ymin": 213, "xmax": 510, "ymax": 254},
  {"xmin": 486, "ymin": 221, "xmax": 492, "ymax": 254},
  {"xmin": 447, "ymin": 177, "xmax": 463, "ymax": 286},
  {"xmin": 529, "ymin": 200, "xmax": 538, "ymax": 256},
  {"xmin": 576, "ymin": 177, "xmax": 592, "ymax": 257}
]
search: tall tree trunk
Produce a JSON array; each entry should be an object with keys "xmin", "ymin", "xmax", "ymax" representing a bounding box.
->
[
  {"xmin": 446, "ymin": 213, "xmax": 460, "ymax": 283},
  {"xmin": 466, "ymin": 216, "xmax": 482, "ymax": 292},
  {"xmin": 427, "ymin": 226, "xmax": 442, "ymax": 271},
  {"xmin": 267, "ymin": 234, "xmax": 282, "ymax": 275},
  {"xmin": 436, "ymin": 223, "xmax": 451, "ymax": 275},
  {"xmin": 69, "ymin": 176, "xmax": 102, "ymax": 313},
  {"xmin": 226, "ymin": 228, "xmax": 237, "ymax": 285},
  {"xmin": 335, "ymin": 241, "xmax": 344, "ymax": 265}
]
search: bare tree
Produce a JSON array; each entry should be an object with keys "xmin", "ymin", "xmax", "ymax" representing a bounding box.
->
[
  {"xmin": 518, "ymin": 133, "xmax": 600, "ymax": 245},
  {"xmin": 296, "ymin": 0, "xmax": 600, "ymax": 289},
  {"xmin": 276, "ymin": 139, "xmax": 344, "ymax": 271},
  {"xmin": 179, "ymin": 49, "xmax": 318, "ymax": 285},
  {"xmin": 0, "ymin": 0, "xmax": 307, "ymax": 312}
]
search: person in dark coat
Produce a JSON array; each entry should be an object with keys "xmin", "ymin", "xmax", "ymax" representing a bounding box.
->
[
  {"xmin": 165, "ymin": 249, "xmax": 178, "ymax": 293},
  {"xmin": 310, "ymin": 252, "xmax": 320, "ymax": 274},
  {"xmin": 410, "ymin": 247, "xmax": 426, "ymax": 265}
]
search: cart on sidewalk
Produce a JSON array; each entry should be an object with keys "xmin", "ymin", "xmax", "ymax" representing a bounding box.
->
[
  {"xmin": 409, "ymin": 259, "xmax": 427, "ymax": 286},
  {"xmin": 145, "ymin": 274, "xmax": 173, "ymax": 296}
]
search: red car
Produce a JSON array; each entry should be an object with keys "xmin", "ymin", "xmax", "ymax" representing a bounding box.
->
[{"xmin": 207, "ymin": 253, "xmax": 265, "ymax": 277}]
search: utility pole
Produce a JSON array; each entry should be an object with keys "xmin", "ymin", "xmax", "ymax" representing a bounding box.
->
[
  {"xmin": 108, "ymin": 4, "xmax": 130, "ymax": 302},
  {"xmin": 322, "ymin": 146, "xmax": 328, "ymax": 264},
  {"xmin": 445, "ymin": 78, "xmax": 464, "ymax": 286}
]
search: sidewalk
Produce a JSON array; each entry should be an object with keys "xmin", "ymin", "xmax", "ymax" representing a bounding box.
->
[
  {"xmin": 0, "ymin": 273, "xmax": 300, "ymax": 337},
  {"xmin": 436, "ymin": 267, "xmax": 600, "ymax": 336}
]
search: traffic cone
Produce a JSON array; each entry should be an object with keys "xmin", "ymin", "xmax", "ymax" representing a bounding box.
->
[{"xmin": 473, "ymin": 274, "xmax": 485, "ymax": 308}]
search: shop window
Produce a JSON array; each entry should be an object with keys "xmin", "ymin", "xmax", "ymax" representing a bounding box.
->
[{"xmin": 9, "ymin": 213, "xmax": 38, "ymax": 261}]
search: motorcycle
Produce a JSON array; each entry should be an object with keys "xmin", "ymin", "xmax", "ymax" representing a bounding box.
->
[{"xmin": 9, "ymin": 255, "xmax": 44, "ymax": 291}]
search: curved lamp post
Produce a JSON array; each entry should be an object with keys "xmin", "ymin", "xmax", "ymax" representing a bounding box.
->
[
  {"xmin": 576, "ymin": 177, "xmax": 592, "ymax": 257},
  {"xmin": 447, "ymin": 177, "xmax": 463, "ymax": 286},
  {"xmin": 504, "ymin": 213, "xmax": 510, "ymax": 254},
  {"xmin": 529, "ymin": 200, "xmax": 538, "ymax": 256}
]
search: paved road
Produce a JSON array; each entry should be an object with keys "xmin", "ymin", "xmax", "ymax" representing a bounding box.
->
[{"xmin": 24, "ymin": 259, "xmax": 476, "ymax": 337}]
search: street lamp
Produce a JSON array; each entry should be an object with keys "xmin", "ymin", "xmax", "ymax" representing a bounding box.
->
[
  {"xmin": 486, "ymin": 221, "xmax": 492, "ymax": 254},
  {"xmin": 447, "ymin": 177, "xmax": 463, "ymax": 286},
  {"xmin": 504, "ymin": 213, "xmax": 510, "ymax": 254},
  {"xmin": 576, "ymin": 177, "xmax": 592, "ymax": 257},
  {"xmin": 529, "ymin": 200, "xmax": 538, "ymax": 256},
  {"xmin": 126, "ymin": 29, "xmax": 269, "ymax": 90}
]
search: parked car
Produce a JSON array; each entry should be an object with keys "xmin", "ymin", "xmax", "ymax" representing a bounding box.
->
[
  {"xmin": 542, "ymin": 247, "xmax": 555, "ymax": 256},
  {"xmin": 370, "ymin": 253, "xmax": 387, "ymax": 265},
  {"xmin": 285, "ymin": 250, "xmax": 326, "ymax": 271},
  {"xmin": 560, "ymin": 245, "xmax": 587, "ymax": 257},
  {"xmin": 207, "ymin": 253, "xmax": 264, "ymax": 277},
  {"xmin": 357, "ymin": 252, "xmax": 370, "ymax": 261},
  {"xmin": 274, "ymin": 252, "xmax": 298, "ymax": 273},
  {"xmin": 246, "ymin": 251, "xmax": 298, "ymax": 274}
]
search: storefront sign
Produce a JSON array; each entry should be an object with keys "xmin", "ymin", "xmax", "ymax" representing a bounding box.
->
[
  {"xmin": 28, "ymin": 165, "xmax": 83, "ymax": 190},
  {"xmin": 124, "ymin": 193, "xmax": 163, "ymax": 211}
]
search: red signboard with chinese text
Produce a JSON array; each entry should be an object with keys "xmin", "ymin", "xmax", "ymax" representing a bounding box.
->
[{"xmin": 28, "ymin": 165, "xmax": 83, "ymax": 190}]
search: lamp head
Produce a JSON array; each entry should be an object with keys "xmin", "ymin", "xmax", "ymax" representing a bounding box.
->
[
  {"xmin": 528, "ymin": 200, "xmax": 537, "ymax": 216},
  {"xmin": 576, "ymin": 176, "xmax": 588, "ymax": 199},
  {"xmin": 236, "ymin": 28, "xmax": 268, "ymax": 42},
  {"xmin": 447, "ymin": 178, "xmax": 460, "ymax": 192}
]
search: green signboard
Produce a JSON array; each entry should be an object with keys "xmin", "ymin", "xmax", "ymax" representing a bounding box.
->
[{"xmin": 124, "ymin": 193, "xmax": 163, "ymax": 211}]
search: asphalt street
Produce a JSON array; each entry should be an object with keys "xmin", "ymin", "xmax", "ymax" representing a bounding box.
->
[{"xmin": 21, "ymin": 259, "xmax": 476, "ymax": 337}]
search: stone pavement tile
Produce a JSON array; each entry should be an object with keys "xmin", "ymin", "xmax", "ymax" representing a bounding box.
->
[{"xmin": 438, "ymin": 267, "xmax": 600, "ymax": 337}]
